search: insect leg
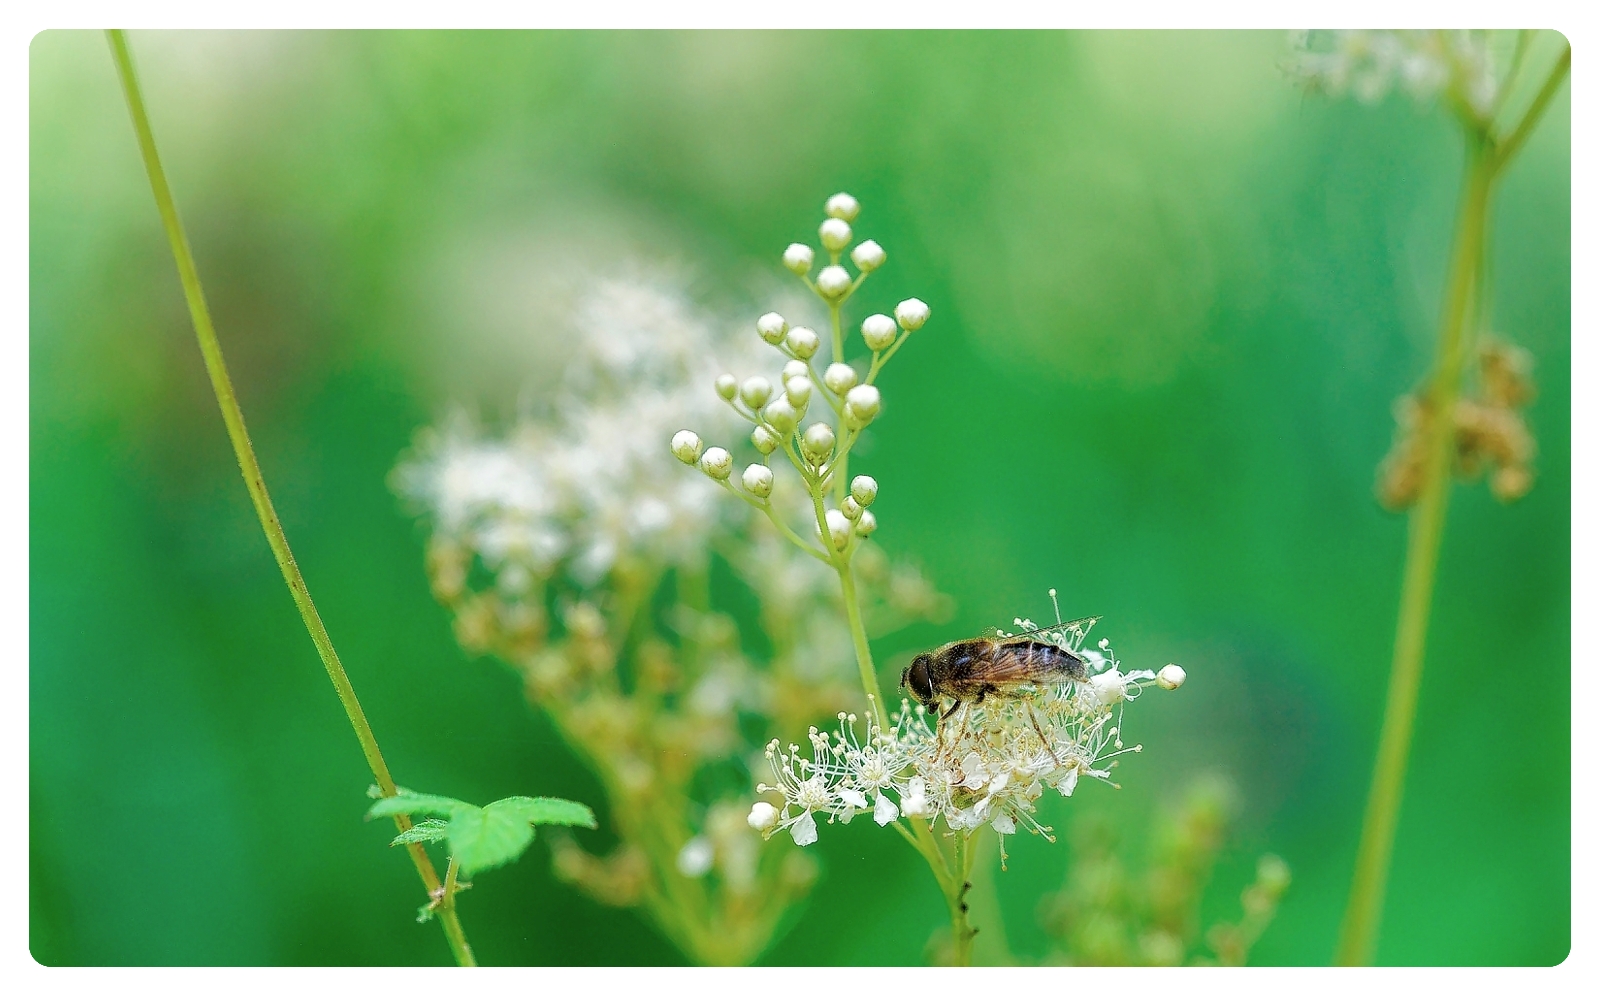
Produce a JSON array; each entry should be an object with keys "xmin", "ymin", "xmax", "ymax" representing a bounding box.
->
[{"xmin": 1025, "ymin": 697, "xmax": 1062, "ymax": 766}]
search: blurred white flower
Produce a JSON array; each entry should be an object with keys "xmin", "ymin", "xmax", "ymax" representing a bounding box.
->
[
  {"xmin": 396, "ymin": 271, "xmax": 774, "ymax": 587},
  {"xmin": 1286, "ymin": 30, "xmax": 1503, "ymax": 119}
]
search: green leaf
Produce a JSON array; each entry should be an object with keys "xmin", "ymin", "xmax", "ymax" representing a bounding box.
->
[
  {"xmin": 366, "ymin": 792, "xmax": 471, "ymax": 821},
  {"xmin": 391, "ymin": 818, "xmax": 450, "ymax": 847},
  {"xmin": 366, "ymin": 789, "xmax": 597, "ymax": 878},
  {"xmin": 445, "ymin": 804, "xmax": 530, "ymax": 877},
  {"xmin": 486, "ymin": 796, "xmax": 597, "ymax": 829}
]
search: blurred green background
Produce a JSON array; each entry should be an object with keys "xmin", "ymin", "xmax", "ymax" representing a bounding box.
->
[{"xmin": 30, "ymin": 30, "xmax": 1569, "ymax": 966}]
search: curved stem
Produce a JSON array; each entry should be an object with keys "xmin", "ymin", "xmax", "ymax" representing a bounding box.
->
[
  {"xmin": 1335, "ymin": 135, "xmax": 1494, "ymax": 968},
  {"xmin": 106, "ymin": 29, "xmax": 474, "ymax": 967},
  {"xmin": 1491, "ymin": 43, "xmax": 1570, "ymax": 172}
]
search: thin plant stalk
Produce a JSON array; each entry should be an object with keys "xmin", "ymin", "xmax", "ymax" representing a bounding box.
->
[
  {"xmin": 1335, "ymin": 46, "xmax": 1568, "ymax": 967},
  {"xmin": 106, "ymin": 29, "xmax": 476, "ymax": 967}
]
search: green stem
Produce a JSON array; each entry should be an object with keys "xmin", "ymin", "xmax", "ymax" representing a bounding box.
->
[
  {"xmin": 1335, "ymin": 135, "xmax": 1494, "ymax": 968},
  {"xmin": 836, "ymin": 558, "xmax": 890, "ymax": 733},
  {"xmin": 1490, "ymin": 44, "xmax": 1570, "ymax": 172},
  {"xmin": 106, "ymin": 29, "xmax": 474, "ymax": 968}
]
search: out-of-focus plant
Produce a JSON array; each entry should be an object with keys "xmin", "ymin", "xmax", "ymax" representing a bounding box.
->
[
  {"xmin": 394, "ymin": 268, "xmax": 947, "ymax": 965},
  {"xmin": 1038, "ymin": 778, "xmax": 1289, "ymax": 966},
  {"xmin": 672, "ymin": 195, "xmax": 1188, "ymax": 964},
  {"xmin": 107, "ymin": 30, "xmax": 601, "ymax": 967},
  {"xmin": 1286, "ymin": 29, "xmax": 1569, "ymax": 966}
]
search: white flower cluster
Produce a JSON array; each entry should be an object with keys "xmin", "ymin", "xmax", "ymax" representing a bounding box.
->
[
  {"xmin": 748, "ymin": 616, "xmax": 1186, "ymax": 857},
  {"xmin": 395, "ymin": 273, "xmax": 775, "ymax": 588},
  {"xmin": 1286, "ymin": 30, "xmax": 1501, "ymax": 118}
]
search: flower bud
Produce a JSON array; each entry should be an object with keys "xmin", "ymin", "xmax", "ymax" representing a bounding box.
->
[
  {"xmin": 785, "ymin": 326, "xmax": 820, "ymax": 360},
  {"xmin": 742, "ymin": 463, "xmax": 774, "ymax": 498},
  {"xmin": 822, "ymin": 362, "xmax": 858, "ymax": 394},
  {"xmin": 894, "ymin": 297, "xmax": 930, "ymax": 331},
  {"xmin": 756, "ymin": 311, "xmax": 789, "ymax": 344},
  {"xmin": 1156, "ymin": 664, "xmax": 1187, "ymax": 690},
  {"xmin": 850, "ymin": 239, "xmax": 885, "ymax": 272},
  {"xmin": 785, "ymin": 376, "xmax": 812, "ymax": 407},
  {"xmin": 850, "ymin": 475, "xmax": 878, "ymax": 507},
  {"xmin": 854, "ymin": 510, "xmax": 877, "ymax": 537},
  {"xmin": 763, "ymin": 398, "xmax": 798, "ymax": 435},
  {"xmin": 816, "ymin": 265, "xmax": 852, "ymax": 300},
  {"xmin": 800, "ymin": 422, "xmax": 836, "ymax": 462},
  {"xmin": 740, "ymin": 376, "xmax": 773, "ymax": 409},
  {"xmin": 841, "ymin": 496, "xmax": 863, "ymax": 520},
  {"xmin": 699, "ymin": 447, "xmax": 733, "ymax": 480},
  {"xmin": 751, "ymin": 424, "xmax": 780, "ymax": 455},
  {"xmin": 824, "ymin": 509, "xmax": 852, "ymax": 551},
  {"xmin": 671, "ymin": 430, "xmax": 704, "ymax": 465},
  {"xmin": 819, "ymin": 217, "xmax": 852, "ymax": 252},
  {"xmin": 747, "ymin": 801, "xmax": 780, "ymax": 832},
  {"xmin": 825, "ymin": 192, "xmax": 860, "ymax": 222},
  {"xmin": 714, "ymin": 373, "xmax": 738, "ymax": 400},
  {"xmin": 860, "ymin": 313, "xmax": 898, "ymax": 351},
  {"xmin": 782, "ymin": 244, "xmax": 814, "ymax": 275},
  {"xmin": 782, "ymin": 359, "xmax": 809, "ymax": 381},
  {"xmin": 844, "ymin": 384, "xmax": 882, "ymax": 426}
]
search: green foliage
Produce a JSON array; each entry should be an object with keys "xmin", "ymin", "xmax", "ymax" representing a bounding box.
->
[{"xmin": 368, "ymin": 790, "xmax": 597, "ymax": 878}]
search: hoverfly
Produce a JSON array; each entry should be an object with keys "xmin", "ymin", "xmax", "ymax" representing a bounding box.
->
[{"xmin": 901, "ymin": 595, "xmax": 1100, "ymax": 759}]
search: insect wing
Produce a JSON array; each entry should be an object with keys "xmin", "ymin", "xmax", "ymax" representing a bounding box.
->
[
  {"xmin": 1002, "ymin": 615, "xmax": 1102, "ymax": 650},
  {"xmin": 961, "ymin": 640, "xmax": 1065, "ymax": 686}
]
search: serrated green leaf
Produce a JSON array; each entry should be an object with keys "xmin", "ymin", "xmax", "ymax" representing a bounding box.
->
[
  {"xmin": 485, "ymin": 796, "xmax": 597, "ymax": 829},
  {"xmin": 391, "ymin": 818, "xmax": 450, "ymax": 847},
  {"xmin": 367, "ymin": 792, "xmax": 471, "ymax": 821},
  {"xmin": 446, "ymin": 804, "xmax": 535, "ymax": 877}
]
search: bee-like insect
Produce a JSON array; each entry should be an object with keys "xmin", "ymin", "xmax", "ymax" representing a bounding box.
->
[
  {"xmin": 901, "ymin": 607, "xmax": 1101, "ymax": 760},
  {"xmin": 900, "ymin": 623, "xmax": 1094, "ymax": 721}
]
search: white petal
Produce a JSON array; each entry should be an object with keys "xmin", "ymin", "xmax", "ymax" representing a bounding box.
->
[
  {"xmin": 790, "ymin": 810, "xmax": 818, "ymax": 846},
  {"xmin": 838, "ymin": 788, "xmax": 869, "ymax": 810},
  {"xmin": 991, "ymin": 813, "xmax": 1016, "ymax": 835},
  {"xmin": 874, "ymin": 792, "xmax": 900, "ymax": 826},
  {"xmin": 1058, "ymin": 768, "xmax": 1080, "ymax": 797}
]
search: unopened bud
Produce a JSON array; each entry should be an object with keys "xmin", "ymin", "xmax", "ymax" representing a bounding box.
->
[
  {"xmin": 785, "ymin": 376, "xmax": 812, "ymax": 407},
  {"xmin": 748, "ymin": 801, "xmax": 780, "ymax": 832},
  {"xmin": 742, "ymin": 463, "xmax": 774, "ymax": 498},
  {"xmin": 1156, "ymin": 664, "xmax": 1187, "ymax": 690},
  {"xmin": 671, "ymin": 430, "xmax": 704, "ymax": 465},
  {"xmin": 782, "ymin": 359, "xmax": 809, "ymax": 381},
  {"xmin": 763, "ymin": 398, "xmax": 798, "ymax": 435},
  {"xmin": 825, "ymin": 192, "xmax": 860, "ymax": 222},
  {"xmin": 782, "ymin": 244, "xmax": 814, "ymax": 275},
  {"xmin": 850, "ymin": 239, "xmax": 885, "ymax": 272},
  {"xmin": 894, "ymin": 297, "xmax": 930, "ymax": 331},
  {"xmin": 801, "ymin": 422, "xmax": 836, "ymax": 462},
  {"xmin": 855, "ymin": 510, "xmax": 877, "ymax": 537},
  {"xmin": 825, "ymin": 509, "xmax": 852, "ymax": 551},
  {"xmin": 699, "ymin": 447, "xmax": 733, "ymax": 481},
  {"xmin": 751, "ymin": 424, "xmax": 780, "ymax": 455},
  {"xmin": 819, "ymin": 217, "xmax": 852, "ymax": 252},
  {"xmin": 756, "ymin": 312, "xmax": 789, "ymax": 344},
  {"xmin": 844, "ymin": 384, "xmax": 882, "ymax": 426},
  {"xmin": 740, "ymin": 376, "xmax": 773, "ymax": 409},
  {"xmin": 841, "ymin": 496, "xmax": 863, "ymax": 520},
  {"xmin": 823, "ymin": 363, "xmax": 858, "ymax": 394},
  {"xmin": 861, "ymin": 313, "xmax": 898, "ymax": 351},
  {"xmin": 786, "ymin": 326, "xmax": 820, "ymax": 360},
  {"xmin": 850, "ymin": 475, "xmax": 878, "ymax": 507},
  {"xmin": 714, "ymin": 373, "xmax": 738, "ymax": 400},
  {"xmin": 816, "ymin": 265, "xmax": 851, "ymax": 300}
]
